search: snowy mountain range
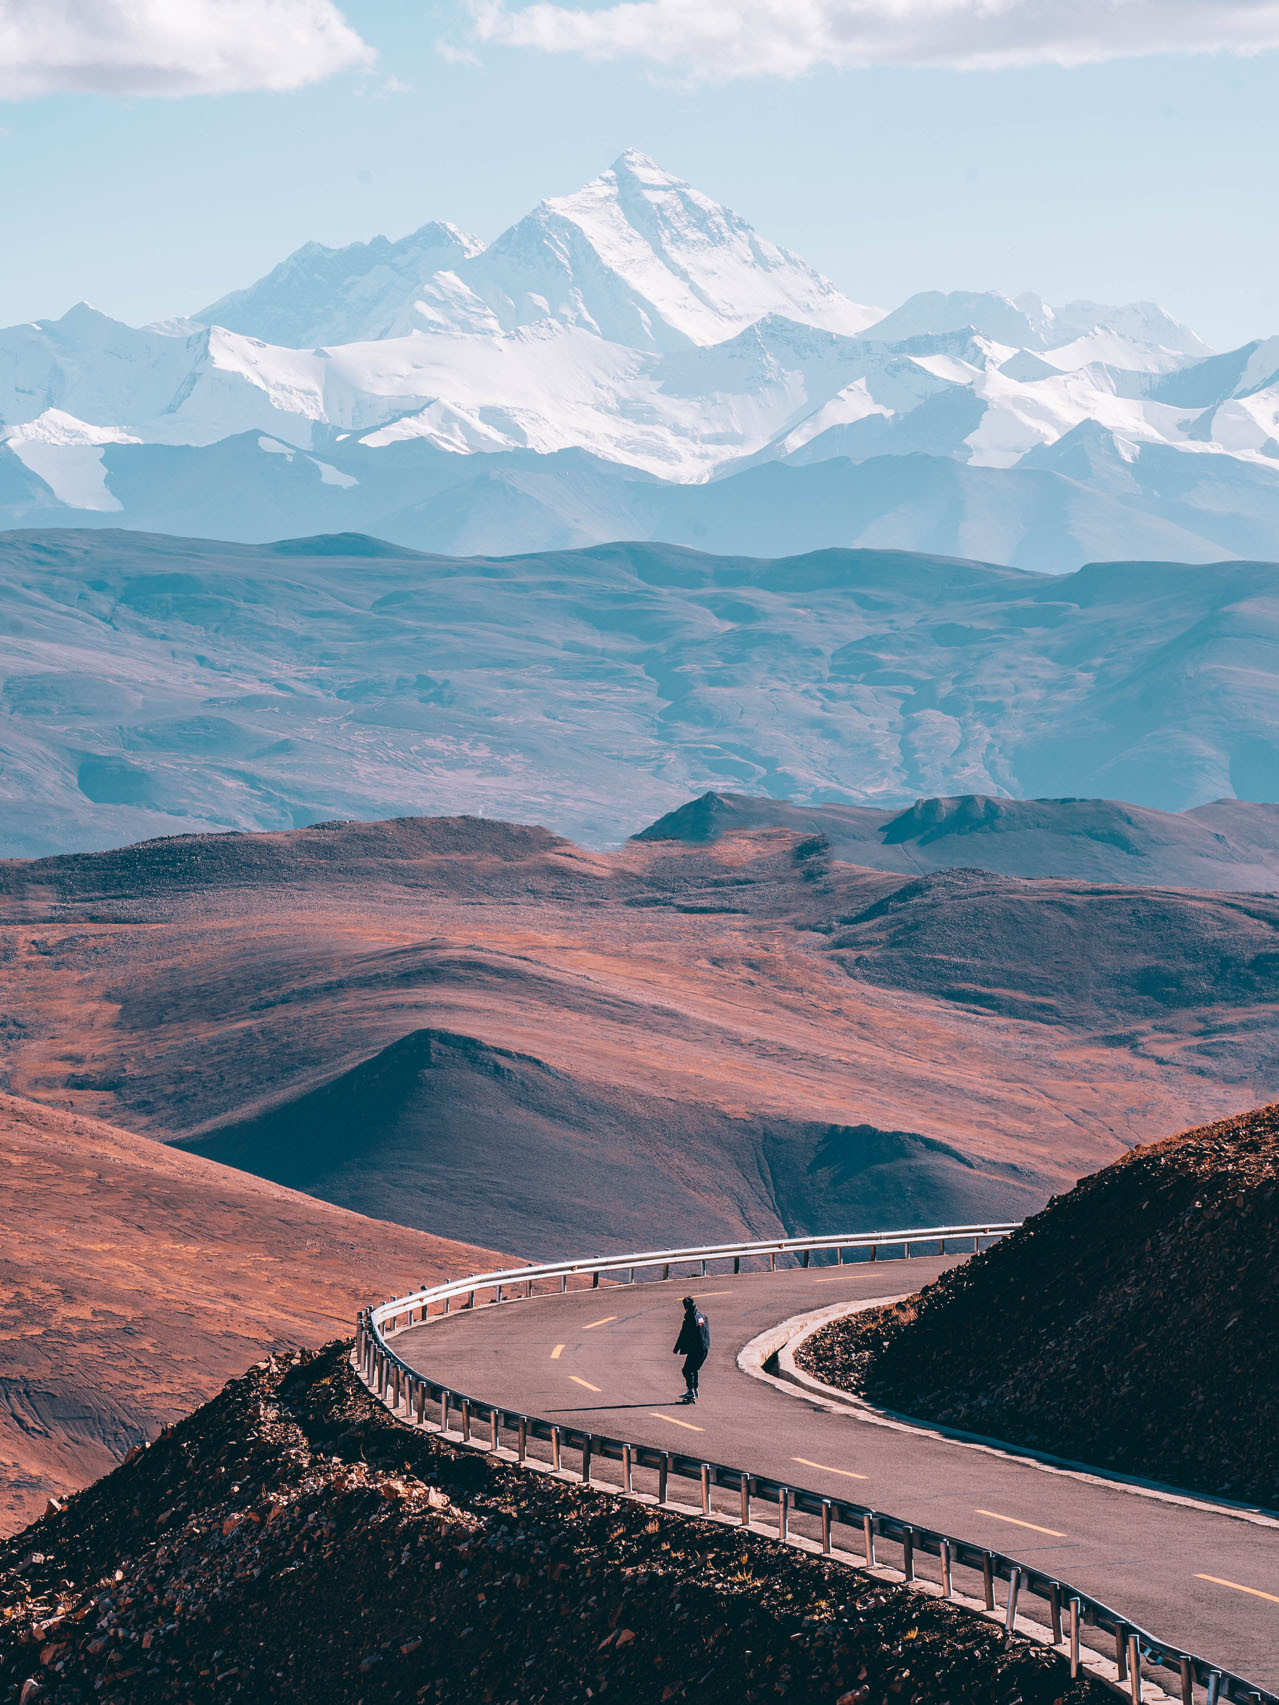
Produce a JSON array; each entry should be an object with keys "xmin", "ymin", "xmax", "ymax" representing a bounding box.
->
[{"xmin": 3, "ymin": 149, "xmax": 1279, "ymax": 569}]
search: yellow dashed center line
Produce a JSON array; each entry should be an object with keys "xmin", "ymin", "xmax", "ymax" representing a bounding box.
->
[
  {"xmin": 583, "ymin": 1315, "xmax": 618, "ymax": 1330},
  {"xmin": 650, "ymin": 1411, "xmax": 704, "ymax": 1431},
  {"xmin": 1195, "ymin": 1574, "xmax": 1279, "ymax": 1605},
  {"xmin": 974, "ymin": 1509, "xmax": 1066, "ymax": 1538},
  {"xmin": 549, "ymin": 1344, "xmax": 565, "ymax": 1359},
  {"xmin": 792, "ymin": 1456, "xmax": 868, "ymax": 1481},
  {"xmin": 569, "ymin": 1375, "xmax": 601, "ymax": 1393},
  {"xmin": 687, "ymin": 1290, "xmax": 733, "ymax": 1298}
]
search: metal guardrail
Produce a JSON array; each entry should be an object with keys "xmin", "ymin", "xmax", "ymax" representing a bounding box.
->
[{"xmin": 358, "ymin": 1226, "xmax": 1274, "ymax": 1705}]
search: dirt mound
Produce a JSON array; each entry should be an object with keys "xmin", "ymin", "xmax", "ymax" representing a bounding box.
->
[
  {"xmin": 0, "ymin": 1343, "xmax": 1100, "ymax": 1705},
  {"xmin": 0, "ymin": 1094, "xmax": 496, "ymax": 1536},
  {"xmin": 798, "ymin": 1102, "xmax": 1279, "ymax": 1508}
]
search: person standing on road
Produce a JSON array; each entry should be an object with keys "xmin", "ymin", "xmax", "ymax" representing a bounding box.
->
[{"xmin": 673, "ymin": 1296, "xmax": 710, "ymax": 1404}]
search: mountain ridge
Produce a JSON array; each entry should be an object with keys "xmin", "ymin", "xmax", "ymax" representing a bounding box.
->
[
  {"xmin": 4, "ymin": 152, "xmax": 1277, "ymax": 567},
  {"xmin": 0, "ymin": 529, "xmax": 1275, "ymax": 856}
]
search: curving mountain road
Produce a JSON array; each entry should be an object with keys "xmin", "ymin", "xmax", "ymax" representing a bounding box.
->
[{"xmin": 392, "ymin": 1260, "xmax": 1279, "ymax": 1691}]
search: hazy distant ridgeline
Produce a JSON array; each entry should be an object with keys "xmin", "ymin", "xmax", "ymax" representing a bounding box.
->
[
  {"xmin": 637, "ymin": 792, "xmax": 1279, "ymax": 891},
  {"xmin": 0, "ymin": 529, "xmax": 1276, "ymax": 858}
]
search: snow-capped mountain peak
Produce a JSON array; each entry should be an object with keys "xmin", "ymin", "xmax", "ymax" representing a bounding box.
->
[
  {"xmin": 865, "ymin": 287, "xmax": 1211, "ymax": 370},
  {"xmin": 391, "ymin": 148, "xmax": 882, "ymax": 350},
  {"xmin": 196, "ymin": 220, "xmax": 484, "ymax": 348},
  {"xmin": 4, "ymin": 150, "xmax": 1276, "ymax": 574}
]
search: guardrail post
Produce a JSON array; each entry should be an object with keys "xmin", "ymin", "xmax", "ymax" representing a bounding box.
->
[
  {"xmin": 592, "ymin": 1272, "xmax": 600, "ymax": 1288},
  {"xmin": 551, "ymin": 1427, "xmax": 562, "ymax": 1472},
  {"xmin": 733, "ymin": 1256, "xmax": 741, "ymax": 1274},
  {"xmin": 1179, "ymin": 1657, "xmax": 1194, "ymax": 1705},
  {"xmin": 440, "ymin": 1391, "xmax": 450, "ymax": 1433},
  {"xmin": 700, "ymin": 1259, "xmax": 707, "ymax": 1276},
  {"xmin": 1115, "ymin": 1626, "xmax": 1128, "ymax": 1682},
  {"xmin": 461, "ymin": 1399, "xmax": 471, "ymax": 1442},
  {"xmin": 869, "ymin": 1244, "xmax": 877, "ymax": 1263},
  {"xmin": 902, "ymin": 1528, "xmax": 915, "ymax": 1582},
  {"xmin": 1048, "ymin": 1583, "xmax": 1062, "ymax": 1644},
  {"xmin": 1005, "ymin": 1568, "xmax": 1022, "ymax": 1634},
  {"xmin": 778, "ymin": 1488, "xmax": 789, "ymax": 1541},
  {"xmin": 1128, "ymin": 1635, "xmax": 1142, "ymax": 1704},
  {"xmin": 863, "ymin": 1515, "xmax": 875, "ymax": 1565},
  {"xmin": 700, "ymin": 1463, "xmax": 710, "ymax": 1515},
  {"xmin": 582, "ymin": 1435, "xmax": 593, "ymax": 1484},
  {"xmin": 769, "ymin": 1252, "xmax": 776, "ymax": 1272},
  {"xmin": 658, "ymin": 1452, "xmax": 669, "ymax": 1505},
  {"xmin": 518, "ymin": 1417, "xmax": 527, "ymax": 1462},
  {"xmin": 821, "ymin": 1500, "xmax": 832, "ymax": 1554},
  {"xmin": 622, "ymin": 1442, "xmax": 633, "ymax": 1493},
  {"xmin": 1069, "ymin": 1599, "xmax": 1081, "ymax": 1679},
  {"xmin": 415, "ymin": 1382, "xmax": 426, "ymax": 1425},
  {"xmin": 740, "ymin": 1474, "xmax": 751, "ymax": 1527},
  {"xmin": 662, "ymin": 1263, "xmax": 669, "ymax": 1281},
  {"xmin": 1205, "ymin": 1673, "xmax": 1221, "ymax": 1705},
  {"xmin": 490, "ymin": 1409, "xmax": 499, "ymax": 1452},
  {"xmin": 802, "ymin": 1249, "xmax": 810, "ymax": 1269},
  {"xmin": 982, "ymin": 1553, "xmax": 995, "ymax": 1611},
  {"xmin": 940, "ymin": 1540, "xmax": 953, "ymax": 1598}
]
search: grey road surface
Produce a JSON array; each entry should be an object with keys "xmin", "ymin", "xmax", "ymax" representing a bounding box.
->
[{"xmin": 393, "ymin": 1260, "xmax": 1279, "ymax": 1690}]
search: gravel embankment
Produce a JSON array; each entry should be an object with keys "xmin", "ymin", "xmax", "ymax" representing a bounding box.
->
[
  {"xmin": 0, "ymin": 1341, "xmax": 1102, "ymax": 1705},
  {"xmin": 798, "ymin": 1102, "xmax": 1279, "ymax": 1509}
]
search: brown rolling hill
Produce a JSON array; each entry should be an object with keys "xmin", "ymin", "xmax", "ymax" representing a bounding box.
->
[
  {"xmin": 2, "ymin": 813, "xmax": 1277, "ymax": 1264},
  {"xmin": 0, "ymin": 1091, "xmax": 496, "ymax": 1536},
  {"xmin": 797, "ymin": 1101, "xmax": 1279, "ymax": 1509},
  {"xmin": 637, "ymin": 790, "xmax": 1279, "ymax": 891}
]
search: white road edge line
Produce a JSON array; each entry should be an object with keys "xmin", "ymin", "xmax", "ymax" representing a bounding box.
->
[{"xmin": 737, "ymin": 1296, "xmax": 1279, "ymax": 1532}]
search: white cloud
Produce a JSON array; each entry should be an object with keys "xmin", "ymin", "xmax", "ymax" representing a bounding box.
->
[
  {"xmin": 470, "ymin": 0, "xmax": 1279, "ymax": 76},
  {"xmin": 0, "ymin": 0, "xmax": 374, "ymax": 98}
]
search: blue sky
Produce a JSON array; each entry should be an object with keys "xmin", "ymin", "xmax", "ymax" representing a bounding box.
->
[{"xmin": 1, "ymin": 1, "xmax": 1277, "ymax": 349}]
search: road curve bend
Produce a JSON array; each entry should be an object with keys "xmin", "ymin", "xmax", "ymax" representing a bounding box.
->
[{"xmin": 388, "ymin": 1260, "xmax": 1279, "ymax": 1693}]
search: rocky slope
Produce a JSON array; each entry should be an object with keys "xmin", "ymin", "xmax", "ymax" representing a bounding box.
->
[
  {"xmin": 0, "ymin": 1341, "xmax": 1102, "ymax": 1705},
  {"xmin": 0, "ymin": 1093, "xmax": 495, "ymax": 1536},
  {"xmin": 797, "ymin": 1102, "xmax": 1279, "ymax": 1508},
  {"xmin": 2, "ymin": 530, "xmax": 1278, "ymax": 857},
  {"xmin": 2, "ymin": 813, "xmax": 1277, "ymax": 1263}
]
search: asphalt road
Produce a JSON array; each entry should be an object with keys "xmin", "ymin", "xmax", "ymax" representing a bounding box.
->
[{"xmin": 393, "ymin": 1261, "xmax": 1279, "ymax": 1690}]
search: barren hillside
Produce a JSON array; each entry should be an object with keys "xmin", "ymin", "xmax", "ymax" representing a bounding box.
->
[
  {"xmin": 2, "ymin": 814, "xmax": 1275, "ymax": 1259},
  {"xmin": 799, "ymin": 1102, "xmax": 1279, "ymax": 1506},
  {"xmin": 0, "ymin": 1093, "xmax": 495, "ymax": 1534}
]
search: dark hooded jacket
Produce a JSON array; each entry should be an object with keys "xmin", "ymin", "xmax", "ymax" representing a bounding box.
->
[{"xmin": 674, "ymin": 1307, "xmax": 711, "ymax": 1367}]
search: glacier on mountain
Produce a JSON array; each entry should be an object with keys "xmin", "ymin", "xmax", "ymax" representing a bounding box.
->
[{"xmin": 2, "ymin": 149, "xmax": 1278, "ymax": 569}]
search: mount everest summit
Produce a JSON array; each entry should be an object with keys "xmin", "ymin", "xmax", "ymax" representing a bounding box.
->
[{"xmin": 3, "ymin": 149, "xmax": 1279, "ymax": 569}]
